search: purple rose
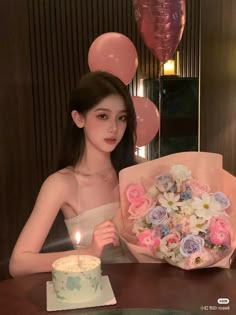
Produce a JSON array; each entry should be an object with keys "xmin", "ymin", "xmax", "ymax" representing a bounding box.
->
[
  {"xmin": 180, "ymin": 234, "xmax": 205, "ymax": 257},
  {"xmin": 155, "ymin": 174, "xmax": 172, "ymax": 185},
  {"xmin": 155, "ymin": 174, "xmax": 175, "ymax": 192},
  {"xmin": 146, "ymin": 206, "xmax": 168, "ymax": 226},
  {"xmin": 213, "ymin": 192, "xmax": 230, "ymax": 210}
]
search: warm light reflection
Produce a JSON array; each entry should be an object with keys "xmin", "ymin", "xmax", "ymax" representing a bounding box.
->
[
  {"xmin": 137, "ymin": 78, "xmax": 144, "ymax": 97},
  {"xmin": 136, "ymin": 146, "xmax": 147, "ymax": 159},
  {"xmin": 136, "ymin": 78, "xmax": 147, "ymax": 159},
  {"xmin": 164, "ymin": 60, "xmax": 175, "ymax": 75}
]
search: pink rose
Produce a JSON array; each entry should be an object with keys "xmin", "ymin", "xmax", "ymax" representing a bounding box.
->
[
  {"xmin": 209, "ymin": 216, "xmax": 229, "ymax": 230},
  {"xmin": 128, "ymin": 195, "xmax": 154, "ymax": 220},
  {"xmin": 161, "ymin": 232, "xmax": 181, "ymax": 249},
  {"xmin": 187, "ymin": 179, "xmax": 210, "ymax": 197},
  {"xmin": 126, "ymin": 184, "xmax": 146, "ymax": 207},
  {"xmin": 208, "ymin": 217, "xmax": 231, "ymax": 246},
  {"xmin": 137, "ymin": 230, "xmax": 160, "ymax": 253}
]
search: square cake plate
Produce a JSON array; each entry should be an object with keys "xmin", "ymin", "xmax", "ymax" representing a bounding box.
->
[{"xmin": 46, "ymin": 275, "xmax": 117, "ymax": 311}]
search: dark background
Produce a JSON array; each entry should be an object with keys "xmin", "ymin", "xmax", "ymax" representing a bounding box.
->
[{"xmin": 1, "ymin": 0, "xmax": 236, "ymax": 279}]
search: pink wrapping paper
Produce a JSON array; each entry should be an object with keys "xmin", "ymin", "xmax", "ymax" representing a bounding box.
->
[{"xmin": 115, "ymin": 152, "xmax": 236, "ymax": 269}]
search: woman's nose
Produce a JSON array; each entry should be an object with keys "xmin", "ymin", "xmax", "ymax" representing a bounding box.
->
[{"xmin": 109, "ymin": 120, "xmax": 118, "ymax": 133}]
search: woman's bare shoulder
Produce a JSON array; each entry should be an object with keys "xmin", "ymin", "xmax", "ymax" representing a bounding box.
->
[{"xmin": 42, "ymin": 168, "xmax": 77, "ymax": 192}]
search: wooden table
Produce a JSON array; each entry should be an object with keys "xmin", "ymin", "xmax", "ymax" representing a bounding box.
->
[{"xmin": 0, "ymin": 263, "xmax": 235, "ymax": 315}]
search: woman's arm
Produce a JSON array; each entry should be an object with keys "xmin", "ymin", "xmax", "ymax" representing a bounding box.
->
[
  {"xmin": 9, "ymin": 173, "xmax": 77, "ymax": 277},
  {"xmin": 9, "ymin": 172, "xmax": 120, "ymax": 277}
]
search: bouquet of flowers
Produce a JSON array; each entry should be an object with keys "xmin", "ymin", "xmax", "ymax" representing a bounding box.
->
[{"xmin": 115, "ymin": 152, "xmax": 236, "ymax": 269}]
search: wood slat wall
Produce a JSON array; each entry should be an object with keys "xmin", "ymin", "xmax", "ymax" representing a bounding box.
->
[
  {"xmin": 200, "ymin": 0, "xmax": 236, "ymax": 175},
  {"xmin": 179, "ymin": 0, "xmax": 200, "ymax": 77},
  {"xmin": 0, "ymin": 0, "xmax": 37, "ymax": 280}
]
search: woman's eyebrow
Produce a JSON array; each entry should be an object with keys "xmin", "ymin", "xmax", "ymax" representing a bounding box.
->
[
  {"xmin": 95, "ymin": 108, "xmax": 111, "ymax": 112},
  {"xmin": 95, "ymin": 108, "xmax": 127, "ymax": 113}
]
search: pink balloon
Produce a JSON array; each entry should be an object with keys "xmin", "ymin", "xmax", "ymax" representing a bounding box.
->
[
  {"xmin": 133, "ymin": 0, "xmax": 186, "ymax": 63},
  {"xmin": 88, "ymin": 32, "xmax": 138, "ymax": 85},
  {"xmin": 132, "ymin": 96, "xmax": 160, "ymax": 147}
]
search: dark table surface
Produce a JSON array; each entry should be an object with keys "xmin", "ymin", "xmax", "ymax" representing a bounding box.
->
[{"xmin": 0, "ymin": 263, "xmax": 235, "ymax": 315}]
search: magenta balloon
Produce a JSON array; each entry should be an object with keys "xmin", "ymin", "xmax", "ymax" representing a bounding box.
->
[
  {"xmin": 132, "ymin": 96, "xmax": 160, "ymax": 147},
  {"xmin": 88, "ymin": 32, "xmax": 138, "ymax": 85},
  {"xmin": 133, "ymin": 0, "xmax": 186, "ymax": 63}
]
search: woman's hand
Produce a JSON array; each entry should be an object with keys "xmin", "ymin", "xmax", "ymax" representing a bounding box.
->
[{"xmin": 88, "ymin": 220, "xmax": 120, "ymax": 257}]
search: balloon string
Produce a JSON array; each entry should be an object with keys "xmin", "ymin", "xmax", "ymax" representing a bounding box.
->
[{"xmin": 158, "ymin": 62, "xmax": 163, "ymax": 158}]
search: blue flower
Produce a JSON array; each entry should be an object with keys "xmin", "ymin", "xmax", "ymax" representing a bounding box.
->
[
  {"xmin": 180, "ymin": 184, "xmax": 192, "ymax": 200},
  {"xmin": 180, "ymin": 191, "xmax": 192, "ymax": 200},
  {"xmin": 159, "ymin": 224, "xmax": 170, "ymax": 238}
]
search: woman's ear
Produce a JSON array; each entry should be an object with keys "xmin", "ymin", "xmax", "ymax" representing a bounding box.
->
[{"xmin": 71, "ymin": 110, "xmax": 84, "ymax": 128}]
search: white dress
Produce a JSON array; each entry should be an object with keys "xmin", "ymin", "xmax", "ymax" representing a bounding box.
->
[{"xmin": 64, "ymin": 202, "xmax": 134, "ymax": 263}]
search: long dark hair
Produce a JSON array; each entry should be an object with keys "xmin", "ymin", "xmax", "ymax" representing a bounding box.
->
[{"xmin": 57, "ymin": 71, "xmax": 137, "ymax": 174}]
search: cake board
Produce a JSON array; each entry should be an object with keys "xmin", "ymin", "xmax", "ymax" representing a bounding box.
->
[{"xmin": 46, "ymin": 275, "xmax": 116, "ymax": 311}]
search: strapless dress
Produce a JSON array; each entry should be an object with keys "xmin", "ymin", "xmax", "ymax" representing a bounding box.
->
[{"xmin": 64, "ymin": 202, "xmax": 135, "ymax": 263}]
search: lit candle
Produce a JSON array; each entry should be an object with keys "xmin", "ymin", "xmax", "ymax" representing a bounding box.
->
[{"xmin": 75, "ymin": 231, "xmax": 81, "ymax": 265}]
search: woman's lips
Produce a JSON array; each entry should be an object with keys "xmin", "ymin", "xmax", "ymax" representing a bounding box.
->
[{"xmin": 104, "ymin": 138, "xmax": 116, "ymax": 144}]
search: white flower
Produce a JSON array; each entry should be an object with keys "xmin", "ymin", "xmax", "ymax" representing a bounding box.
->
[
  {"xmin": 189, "ymin": 214, "xmax": 208, "ymax": 235},
  {"xmin": 179, "ymin": 200, "xmax": 195, "ymax": 216},
  {"xmin": 167, "ymin": 251, "xmax": 183, "ymax": 263},
  {"xmin": 160, "ymin": 238, "xmax": 179, "ymax": 254},
  {"xmin": 169, "ymin": 212, "xmax": 183, "ymax": 225},
  {"xmin": 191, "ymin": 193, "xmax": 221, "ymax": 219},
  {"xmin": 170, "ymin": 164, "xmax": 192, "ymax": 183},
  {"xmin": 159, "ymin": 192, "xmax": 183, "ymax": 212},
  {"xmin": 160, "ymin": 240, "xmax": 183, "ymax": 263}
]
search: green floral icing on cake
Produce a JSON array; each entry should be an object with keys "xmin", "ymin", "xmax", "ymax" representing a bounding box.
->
[
  {"xmin": 90, "ymin": 277, "xmax": 99, "ymax": 292},
  {"xmin": 54, "ymin": 289, "xmax": 65, "ymax": 300},
  {"xmin": 66, "ymin": 276, "xmax": 81, "ymax": 290},
  {"xmin": 52, "ymin": 271, "xmax": 57, "ymax": 281}
]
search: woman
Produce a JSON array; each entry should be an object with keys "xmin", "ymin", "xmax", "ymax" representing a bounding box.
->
[{"xmin": 9, "ymin": 71, "xmax": 139, "ymax": 277}]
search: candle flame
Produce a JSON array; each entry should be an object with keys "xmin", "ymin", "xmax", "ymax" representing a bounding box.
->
[{"xmin": 75, "ymin": 232, "xmax": 81, "ymax": 245}]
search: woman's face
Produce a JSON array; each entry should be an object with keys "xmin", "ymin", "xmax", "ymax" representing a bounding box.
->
[{"xmin": 81, "ymin": 94, "xmax": 128, "ymax": 153}]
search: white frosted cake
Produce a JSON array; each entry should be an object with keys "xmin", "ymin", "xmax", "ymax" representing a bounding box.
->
[{"xmin": 52, "ymin": 255, "xmax": 102, "ymax": 303}]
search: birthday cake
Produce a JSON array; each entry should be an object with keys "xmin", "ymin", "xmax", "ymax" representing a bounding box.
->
[{"xmin": 52, "ymin": 255, "xmax": 102, "ymax": 303}]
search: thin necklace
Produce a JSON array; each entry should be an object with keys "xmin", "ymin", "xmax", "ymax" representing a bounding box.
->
[{"xmin": 77, "ymin": 166, "xmax": 114, "ymax": 182}]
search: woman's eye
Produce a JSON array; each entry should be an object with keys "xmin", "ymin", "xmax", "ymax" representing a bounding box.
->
[
  {"xmin": 119, "ymin": 115, "xmax": 127, "ymax": 121},
  {"xmin": 97, "ymin": 114, "xmax": 108, "ymax": 120}
]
